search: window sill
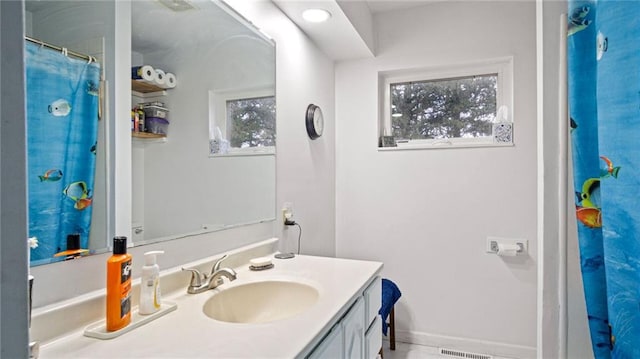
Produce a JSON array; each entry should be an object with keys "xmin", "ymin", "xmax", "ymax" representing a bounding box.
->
[
  {"xmin": 209, "ymin": 147, "xmax": 275, "ymax": 157},
  {"xmin": 378, "ymin": 141, "xmax": 514, "ymax": 151}
]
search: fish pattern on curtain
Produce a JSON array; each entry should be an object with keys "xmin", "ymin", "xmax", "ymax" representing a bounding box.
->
[
  {"xmin": 568, "ymin": 1, "xmax": 640, "ymax": 357},
  {"xmin": 25, "ymin": 42, "xmax": 101, "ymax": 264}
]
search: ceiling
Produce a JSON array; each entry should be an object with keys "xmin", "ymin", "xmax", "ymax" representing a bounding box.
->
[
  {"xmin": 272, "ymin": 0, "xmax": 436, "ymax": 61},
  {"xmin": 26, "ymin": 0, "xmax": 433, "ymax": 62},
  {"xmin": 131, "ymin": 0, "xmax": 254, "ymax": 53},
  {"xmin": 364, "ymin": 0, "xmax": 437, "ymax": 14},
  {"xmin": 272, "ymin": 0, "xmax": 374, "ymax": 60}
]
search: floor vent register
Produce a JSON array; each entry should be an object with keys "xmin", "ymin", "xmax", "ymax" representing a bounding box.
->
[{"xmin": 439, "ymin": 347, "xmax": 493, "ymax": 359}]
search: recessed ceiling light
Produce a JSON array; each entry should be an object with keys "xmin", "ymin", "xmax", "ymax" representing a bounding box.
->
[
  {"xmin": 391, "ymin": 113, "xmax": 403, "ymax": 118},
  {"xmin": 302, "ymin": 8, "xmax": 332, "ymax": 23}
]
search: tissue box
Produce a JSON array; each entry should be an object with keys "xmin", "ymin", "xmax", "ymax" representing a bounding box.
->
[{"xmin": 146, "ymin": 117, "xmax": 169, "ymax": 135}]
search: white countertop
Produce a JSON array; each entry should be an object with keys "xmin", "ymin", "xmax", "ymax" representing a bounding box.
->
[{"xmin": 39, "ymin": 254, "xmax": 382, "ymax": 358}]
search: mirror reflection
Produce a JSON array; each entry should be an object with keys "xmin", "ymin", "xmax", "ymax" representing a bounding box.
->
[
  {"xmin": 25, "ymin": 0, "xmax": 276, "ymax": 266},
  {"xmin": 131, "ymin": 0, "xmax": 276, "ymax": 245},
  {"xmin": 25, "ymin": 1, "xmax": 112, "ymax": 265}
]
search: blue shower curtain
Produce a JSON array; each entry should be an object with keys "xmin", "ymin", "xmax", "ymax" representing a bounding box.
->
[
  {"xmin": 568, "ymin": 1, "xmax": 640, "ymax": 357},
  {"xmin": 25, "ymin": 42, "xmax": 101, "ymax": 264}
]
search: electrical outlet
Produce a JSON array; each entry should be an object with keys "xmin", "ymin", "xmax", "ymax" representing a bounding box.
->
[{"xmin": 282, "ymin": 202, "xmax": 293, "ymax": 224}]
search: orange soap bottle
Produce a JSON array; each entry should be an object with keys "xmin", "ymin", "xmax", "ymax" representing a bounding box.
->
[{"xmin": 106, "ymin": 236, "xmax": 132, "ymax": 331}]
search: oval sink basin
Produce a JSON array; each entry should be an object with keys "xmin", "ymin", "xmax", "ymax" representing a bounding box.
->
[{"xmin": 202, "ymin": 280, "xmax": 319, "ymax": 324}]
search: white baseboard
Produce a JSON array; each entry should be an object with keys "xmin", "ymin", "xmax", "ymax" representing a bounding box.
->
[{"xmin": 392, "ymin": 330, "xmax": 536, "ymax": 359}]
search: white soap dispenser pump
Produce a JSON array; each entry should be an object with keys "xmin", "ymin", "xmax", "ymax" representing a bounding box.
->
[{"xmin": 139, "ymin": 250, "xmax": 164, "ymax": 315}]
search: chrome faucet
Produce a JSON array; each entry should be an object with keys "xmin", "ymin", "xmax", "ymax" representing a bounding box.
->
[{"xmin": 181, "ymin": 255, "xmax": 237, "ymax": 294}]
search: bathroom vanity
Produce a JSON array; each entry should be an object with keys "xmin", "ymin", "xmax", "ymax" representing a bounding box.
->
[{"xmin": 35, "ymin": 239, "xmax": 383, "ymax": 358}]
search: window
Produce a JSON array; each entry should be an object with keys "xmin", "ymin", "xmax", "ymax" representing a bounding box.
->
[
  {"xmin": 379, "ymin": 57, "xmax": 513, "ymax": 149},
  {"xmin": 209, "ymin": 88, "xmax": 275, "ymax": 156},
  {"xmin": 226, "ymin": 96, "xmax": 276, "ymax": 148}
]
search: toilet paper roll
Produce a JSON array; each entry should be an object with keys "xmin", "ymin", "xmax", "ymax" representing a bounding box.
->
[
  {"xmin": 131, "ymin": 65, "xmax": 156, "ymax": 85},
  {"xmin": 154, "ymin": 69, "xmax": 166, "ymax": 86},
  {"xmin": 497, "ymin": 243, "xmax": 519, "ymax": 257},
  {"xmin": 161, "ymin": 73, "xmax": 177, "ymax": 89}
]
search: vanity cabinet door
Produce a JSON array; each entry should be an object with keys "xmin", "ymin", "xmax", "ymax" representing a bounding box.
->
[
  {"xmin": 306, "ymin": 280, "xmax": 375, "ymax": 359},
  {"xmin": 364, "ymin": 277, "xmax": 381, "ymax": 328},
  {"xmin": 308, "ymin": 322, "xmax": 344, "ymax": 359},
  {"xmin": 365, "ymin": 316, "xmax": 382, "ymax": 359},
  {"xmin": 343, "ymin": 297, "xmax": 365, "ymax": 359}
]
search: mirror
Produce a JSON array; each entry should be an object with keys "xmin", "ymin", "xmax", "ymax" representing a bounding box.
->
[
  {"xmin": 130, "ymin": 0, "xmax": 276, "ymax": 245},
  {"xmin": 25, "ymin": 0, "xmax": 276, "ymax": 266},
  {"xmin": 25, "ymin": 1, "xmax": 113, "ymax": 266}
]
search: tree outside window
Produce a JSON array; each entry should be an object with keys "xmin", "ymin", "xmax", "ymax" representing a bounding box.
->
[
  {"xmin": 390, "ymin": 74, "xmax": 497, "ymax": 141},
  {"xmin": 226, "ymin": 96, "xmax": 276, "ymax": 148}
]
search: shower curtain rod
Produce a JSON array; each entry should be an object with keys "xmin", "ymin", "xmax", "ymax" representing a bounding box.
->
[{"xmin": 25, "ymin": 36, "xmax": 98, "ymax": 63}]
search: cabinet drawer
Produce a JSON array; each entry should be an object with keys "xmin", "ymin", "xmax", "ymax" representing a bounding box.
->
[
  {"xmin": 365, "ymin": 316, "xmax": 382, "ymax": 359},
  {"xmin": 364, "ymin": 276, "xmax": 381, "ymax": 328}
]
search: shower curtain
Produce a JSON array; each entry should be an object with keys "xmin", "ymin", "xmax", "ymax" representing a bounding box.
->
[
  {"xmin": 25, "ymin": 41, "xmax": 101, "ymax": 264},
  {"xmin": 568, "ymin": 1, "xmax": 640, "ymax": 357}
]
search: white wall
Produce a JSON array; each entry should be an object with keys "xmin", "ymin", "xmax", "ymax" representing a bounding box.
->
[
  {"xmin": 225, "ymin": 0, "xmax": 337, "ymax": 257},
  {"xmin": 30, "ymin": 0, "xmax": 336, "ymax": 308},
  {"xmin": 335, "ymin": 2, "xmax": 537, "ymax": 357}
]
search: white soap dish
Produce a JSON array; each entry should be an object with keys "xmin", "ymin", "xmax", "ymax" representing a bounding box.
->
[
  {"xmin": 249, "ymin": 256, "xmax": 274, "ymax": 271},
  {"xmin": 250, "ymin": 263, "xmax": 274, "ymax": 271},
  {"xmin": 249, "ymin": 256, "xmax": 272, "ymax": 267},
  {"xmin": 83, "ymin": 301, "xmax": 177, "ymax": 340}
]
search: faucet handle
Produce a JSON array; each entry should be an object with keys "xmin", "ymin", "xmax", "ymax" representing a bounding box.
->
[
  {"xmin": 181, "ymin": 267, "xmax": 203, "ymax": 287},
  {"xmin": 210, "ymin": 254, "xmax": 229, "ymax": 275}
]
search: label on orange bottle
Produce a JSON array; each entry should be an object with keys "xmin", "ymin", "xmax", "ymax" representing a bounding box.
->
[
  {"xmin": 119, "ymin": 259, "xmax": 132, "ymax": 318},
  {"xmin": 120, "ymin": 292, "xmax": 131, "ymax": 318},
  {"xmin": 121, "ymin": 260, "xmax": 131, "ymax": 282}
]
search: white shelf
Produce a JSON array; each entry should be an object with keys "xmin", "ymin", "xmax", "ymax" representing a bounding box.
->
[
  {"xmin": 132, "ymin": 132, "xmax": 167, "ymax": 146},
  {"xmin": 83, "ymin": 301, "xmax": 177, "ymax": 340}
]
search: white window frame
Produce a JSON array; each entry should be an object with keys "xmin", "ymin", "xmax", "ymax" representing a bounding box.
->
[
  {"xmin": 378, "ymin": 57, "xmax": 514, "ymax": 150},
  {"xmin": 208, "ymin": 87, "xmax": 275, "ymax": 157}
]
